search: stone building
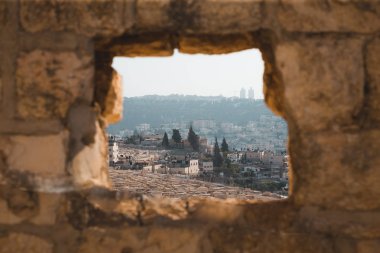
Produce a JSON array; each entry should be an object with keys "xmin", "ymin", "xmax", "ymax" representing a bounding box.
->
[{"xmin": 0, "ymin": 1, "xmax": 380, "ymax": 253}]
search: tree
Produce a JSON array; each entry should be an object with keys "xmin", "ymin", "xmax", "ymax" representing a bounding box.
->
[
  {"xmin": 221, "ymin": 137, "xmax": 229, "ymax": 152},
  {"xmin": 213, "ymin": 137, "xmax": 223, "ymax": 168},
  {"xmin": 187, "ymin": 126, "xmax": 200, "ymax": 151},
  {"xmin": 162, "ymin": 132, "xmax": 169, "ymax": 148},
  {"xmin": 172, "ymin": 129, "xmax": 182, "ymax": 143}
]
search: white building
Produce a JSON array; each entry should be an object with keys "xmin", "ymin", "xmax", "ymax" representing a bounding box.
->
[
  {"xmin": 171, "ymin": 159, "xmax": 199, "ymax": 175},
  {"xmin": 108, "ymin": 142, "xmax": 119, "ymax": 164},
  {"xmin": 248, "ymin": 87, "xmax": 255, "ymax": 100},
  {"xmin": 240, "ymin": 87, "xmax": 246, "ymax": 99}
]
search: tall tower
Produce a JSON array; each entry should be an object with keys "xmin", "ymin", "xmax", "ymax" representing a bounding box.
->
[
  {"xmin": 248, "ymin": 87, "xmax": 255, "ymax": 100},
  {"xmin": 240, "ymin": 87, "xmax": 246, "ymax": 99}
]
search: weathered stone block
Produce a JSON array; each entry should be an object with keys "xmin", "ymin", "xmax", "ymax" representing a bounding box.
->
[
  {"xmin": 136, "ymin": 0, "xmax": 262, "ymax": 34},
  {"xmin": 31, "ymin": 193, "xmax": 61, "ymax": 225},
  {"xmin": 277, "ymin": 0, "xmax": 380, "ymax": 33},
  {"xmin": 193, "ymin": 0, "xmax": 262, "ymax": 34},
  {"xmin": 0, "ymin": 1, "xmax": 6, "ymax": 27},
  {"xmin": 16, "ymin": 50, "xmax": 93, "ymax": 119},
  {"xmin": 291, "ymin": 130, "xmax": 380, "ymax": 210},
  {"xmin": 20, "ymin": 0, "xmax": 132, "ymax": 37},
  {"xmin": 357, "ymin": 240, "xmax": 380, "ymax": 253},
  {"xmin": 178, "ymin": 34, "xmax": 254, "ymax": 54},
  {"xmin": 0, "ymin": 199, "xmax": 23, "ymax": 224},
  {"xmin": 103, "ymin": 70, "xmax": 123, "ymax": 124},
  {"xmin": 365, "ymin": 36, "xmax": 380, "ymax": 125},
  {"xmin": 276, "ymin": 37, "xmax": 364, "ymax": 132},
  {"xmin": 0, "ymin": 233, "xmax": 53, "ymax": 253},
  {"xmin": 69, "ymin": 122, "xmax": 110, "ymax": 189},
  {"xmin": 4, "ymin": 131, "xmax": 68, "ymax": 178}
]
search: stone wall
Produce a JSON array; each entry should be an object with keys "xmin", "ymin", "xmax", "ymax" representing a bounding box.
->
[{"xmin": 0, "ymin": 0, "xmax": 380, "ymax": 252}]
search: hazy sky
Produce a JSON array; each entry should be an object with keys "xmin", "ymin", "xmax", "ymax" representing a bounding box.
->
[{"xmin": 112, "ymin": 49, "xmax": 264, "ymax": 98}]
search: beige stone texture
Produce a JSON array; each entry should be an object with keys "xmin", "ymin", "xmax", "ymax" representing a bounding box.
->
[
  {"xmin": 20, "ymin": 0, "xmax": 132, "ymax": 37},
  {"xmin": 291, "ymin": 130, "xmax": 380, "ymax": 210},
  {"xmin": 0, "ymin": 233, "xmax": 53, "ymax": 253},
  {"xmin": 103, "ymin": 70, "xmax": 123, "ymax": 124},
  {"xmin": 193, "ymin": 0, "xmax": 262, "ymax": 34},
  {"xmin": 16, "ymin": 50, "xmax": 93, "ymax": 119},
  {"xmin": 109, "ymin": 35, "xmax": 174, "ymax": 57},
  {"xmin": 0, "ymin": 199, "xmax": 23, "ymax": 224},
  {"xmin": 276, "ymin": 37, "xmax": 364, "ymax": 132},
  {"xmin": 4, "ymin": 131, "xmax": 68, "ymax": 178},
  {"xmin": 136, "ymin": 0, "xmax": 172, "ymax": 32},
  {"xmin": 69, "ymin": 122, "xmax": 110, "ymax": 189},
  {"xmin": 179, "ymin": 34, "xmax": 255, "ymax": 54},
  {"xmin": 357, "ymin": 240, "xmax": 380, "ymax": 253},
  {"xmin": 365, "ymin": 36, "xmax": 380, "ymax": 126},
  {"xmin": 0, "ymin": 1, "xmax": 5, "ymax": 27},
  {"xmin": 31, "ymin": 193, "xmax": 61, "ymax": 225},
  {"xmin": 277, "ymin": 0, "xmax": 380, "ymax": 33}
]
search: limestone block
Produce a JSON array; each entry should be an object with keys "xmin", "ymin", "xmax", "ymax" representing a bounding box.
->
[
  {"xmin": 291, "ymin": 130, "xmax": 380, "ymax": 210},
  {"xmin": 4, "ymin": 131, "xmax": 68, "ymax": 178},
  {"xmin": 69, "ymin": 121, "xmax": 110, "ymax": 189},
  {"xmin": 109, "ymin": 35, "xmax": 174, "ymax": 57},
  {"xmin": 178, "ymin": 34, "xmax": 254, "ymax": 54},
  {"xmin": 277, "ymin": 0, "xmax": 380, "ymax": 33},
  {"xmin": 20, "ymin": 0, "xmax": 132, "ymax": 37},
  {"xmin": 0, "ymin": 199, "xmax": 23, "ymax": 224},
  {"xmin": 136, "ymin": 0, "xmax": 262, "ymax": 34},
  {"xmin": 16, "ymin": 50, "xmax": 93, "ymax": 119},
  {"xmin": 103, "ymin": 70, "xmax": 123, "ymax": 124},
  {"xmin": 31, "ymin": 193, "xmax": 61, "ymax": 225},
  {"xmin": 0, "ymin": 233, "xmax": 53, "ymax": 253},
  {"xmin": 276, "ymin": 37, "xmax": 364, "ymax": 132},
  {"xmin": 193, "ymin": 0, "xmax": 262, "ymax": 34},
  {"xmin": 366, "ymin": 37, "xmax": 380, "ymax": 125},
  {"xmin": 136, "ymin": 0, "xmax": 172, "ymax": 32},
  {"xmin": 0, "ymin": 1, "xmax": 6, "ymax": 27},
  {"xmin": 357, "ymin": 240, "xmax": 380, "ymax": 253}
]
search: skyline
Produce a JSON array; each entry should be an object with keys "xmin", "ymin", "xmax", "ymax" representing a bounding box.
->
[{"xmin": 112, "ymin": 49, "xmax": 264, "ymax": 99}]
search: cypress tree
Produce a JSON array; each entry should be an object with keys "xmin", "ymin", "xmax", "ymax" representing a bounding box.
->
[
  {"xmin": 213, "ymin": 137, "xmax": 223, "ymax": 167},
  {"xmin": 221, "ymin": 137, "xmax": 229, "ymax": 152},
  {"xmin": 187, "ymin": 126, "xmax": 200, "ymax": 151},
  {"xmin": 172, "ymin": 129, "xmax": 182, "ymax": 143},
  {"xmin": 162, "ymin": 132, "xmax": 169, "ymax": 147}
]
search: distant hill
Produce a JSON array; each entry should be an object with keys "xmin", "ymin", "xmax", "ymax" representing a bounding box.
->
[{"xmin": 107, "ymin": 95, "xmax": 273, "ymax": 134}]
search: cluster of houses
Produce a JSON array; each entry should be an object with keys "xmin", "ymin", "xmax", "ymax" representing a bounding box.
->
[{"xmin": 108, "ymin": 135, "xmax": 289, "ymax": 181}]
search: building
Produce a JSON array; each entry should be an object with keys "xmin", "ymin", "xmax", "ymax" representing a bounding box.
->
[
  {"xmin": 240, "ymin": 87, "xmax": 246, "ymax": 99},
  {"xmin": 201, "ymin": 161, "xmax": 213, "ymax": 172},
  {"xmin": 248, "ymin": 87, "xmax": 255, "ymax": 100},
  {"xmin": 170, "ymin": 159, "xmax": 199, "ymax": 175}
]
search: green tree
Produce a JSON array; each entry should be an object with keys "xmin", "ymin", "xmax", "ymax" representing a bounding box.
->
[
  {"xmin": 172, "ymin": 129, "xmax": 182, "ymax": 143},
  {"xmin": 162, "ymin": 132, "xmax": 169, "ymax": 148},
  {"xmin": 213, "ymin": 137, "xmax": 223, "ymax": 168},
  {"xmin": 187, "ymin": 126, "xmax": 200, "ymax": 151},
  {"xmin": 221, "ymin": 137, "xmax": 229, "ymax": 152}
]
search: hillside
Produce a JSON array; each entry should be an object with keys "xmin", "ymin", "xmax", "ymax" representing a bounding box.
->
[{"xmin": 107, "ymin": 95, "xmax": 273, "ymax": 134}]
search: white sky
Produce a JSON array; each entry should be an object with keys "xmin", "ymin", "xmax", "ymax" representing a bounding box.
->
[{"xmin": 112, "ymin": 49, "xmax": 264, "ymax": 98}]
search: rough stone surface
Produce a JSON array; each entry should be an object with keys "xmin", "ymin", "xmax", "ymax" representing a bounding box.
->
[
  {"xmin": 1, "ymin": 1, "xmax": 380, "ymax": 253},
  {"xmin": 277, "ymin": 0, "xmax": 380, "ymax": 33},
  {"xmin": 16, "ymin": 50, "xmax": 93, "ymax": 119},
  {"xmin": 69, "ymin": 122, "xmax": 110, "ymax": 189},
  {"xmin": 276, "ymin": 37, "xmax": 364, "ymax": 133},
  {"xmin": 20, "ymin": 0, "xmax": 132, "ymax": 37},
  {"xmin": 0, "ymin": 233, "xmax": 53, "ymax": 253},
  {"xmin": 4, "ymin": 131, "xmax": 68, "ymax": 178},
  {"xmin": 291, "ymin": 130, "xmax": 380, "ymax": 210},
  {"xmin": 365, "ymin": 36, "xmax": 380, "ymax": 126},
  {"xmin": 103, "ymin": 70, "xmax": 123, "ymax": 124}
]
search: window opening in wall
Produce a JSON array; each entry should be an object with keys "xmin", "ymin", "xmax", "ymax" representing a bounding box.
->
[{"xmin": 108, "ymin": 49, "xmax": 288, "ymax": 200}]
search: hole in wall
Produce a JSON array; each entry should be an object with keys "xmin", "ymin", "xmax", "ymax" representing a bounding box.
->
[{"xmin": 104, "ymin": 47, "xmax": 288, "ymax": 201}]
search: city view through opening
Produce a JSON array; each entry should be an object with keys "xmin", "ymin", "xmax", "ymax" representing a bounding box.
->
[{"xmin": 108, "ymin": 49, "xmax": 288, "ymax": 201}]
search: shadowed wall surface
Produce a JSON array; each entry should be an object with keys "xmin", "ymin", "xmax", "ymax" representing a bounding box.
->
[{"xmin": 1, "ymin": 0, "xmax": 380, "ymax": 252}]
